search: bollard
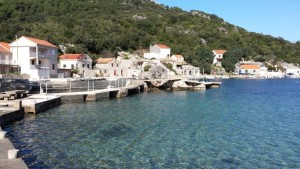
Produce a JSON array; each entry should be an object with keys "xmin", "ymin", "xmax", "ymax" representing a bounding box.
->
[
  {"xmin": 8, "ymin": 149, "xmax": 19, "ymax": 159},
  {"xmin": 13, "ymin": 100, "xmax": 22, "ymax": 109},
  {"xmin": 0, "ymin": 131, "xmax": 6, "ymax": 139}
]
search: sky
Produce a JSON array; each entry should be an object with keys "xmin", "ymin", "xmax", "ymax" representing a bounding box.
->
[{"xmin": 157, "ymin": 0, "xmax": 300, "ymax": 43}]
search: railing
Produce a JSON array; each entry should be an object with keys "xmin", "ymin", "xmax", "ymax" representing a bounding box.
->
[
  {"xmin": 30, "ymin": 53, "xmax": 53, "ymax": 58},
  {"xmin": 30, "ymin": 65, "xmax": 50, "ymax": 70},
  {"xmin": 0, "ymin": 60, "xmax": 14, "ymax": 65},
  {"xmin": 39, "ymin": 78, "xmax": 132, "ymax": 93}
]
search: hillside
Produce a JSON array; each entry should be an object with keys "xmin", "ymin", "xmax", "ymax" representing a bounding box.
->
[{"xmin": 1, "ymin": 0, "xmax": 300, "ymax": 73}]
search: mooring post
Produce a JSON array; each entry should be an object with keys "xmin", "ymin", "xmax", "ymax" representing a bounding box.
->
[
  {"xmin": 69, "ymin": 81, "xmax": 72, "ymax": 93},
  {"xmin": 46, "ymin": 82, "xmax": 48, "ymax": 94}
]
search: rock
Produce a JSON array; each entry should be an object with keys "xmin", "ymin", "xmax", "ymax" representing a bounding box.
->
[
  {"xmin": 194, "ymin": 83, "xmax": 206, "ymax": 90},
  {"xmin": 140, "ymin": 61, "xmax": 169, "ymax": 79},
  {"xmin": 172, "ymin": 80, "xmax": 193, "ymax": 90},
  {"xmin": 172, "ymin": 80, "xmax": 206, "ymax": 91}
]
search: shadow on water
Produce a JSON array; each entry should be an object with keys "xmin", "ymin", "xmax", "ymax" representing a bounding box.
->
[
  {"xmin": 101, "ymin": 123, "xmax": 131, "ymax": 138},
  {"xmin": 213, "ymin": 158, "xmax": 242, "ymax": 168}
]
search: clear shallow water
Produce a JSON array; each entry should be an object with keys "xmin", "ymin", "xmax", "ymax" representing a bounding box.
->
[{"xmin": 4, "ymin": 79, "xmax": 300, "ymax": 168}]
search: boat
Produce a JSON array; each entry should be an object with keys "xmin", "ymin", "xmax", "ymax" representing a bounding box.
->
[
  {"xmin": 220, "ymin": 75, "xmax": 230, "ymax": 79},
  {"xmin": 205, "ymin": 75, "xmax": 215, "ymax": 80},
  {"xmin": 284, "ymin": 73, "xmax": 300, "ymax": 78}
]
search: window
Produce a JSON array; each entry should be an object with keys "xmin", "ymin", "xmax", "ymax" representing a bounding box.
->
[
  {"xmin": 52, "ymin": 64, "xmax": 55, "ymax": 70},
  {"xmin": 38, "ymin": 60, "xmax": 41, "ymax": 65},
  {"xmin": 253, "ymin": 70, "xmax": 256, "ymax": 73},
  {"xmin": 111, "ymin": 63, "xmax": 114, "ymax": 67},
  {"xmin": 82, "ymin": 64, "xmax": 85, "ymax": 68},
  {"xmin": 63, "ymin": 64, "xmax": 66, "ymax": 68},
  {"xmin": 87, "ymin": 64, "xmax": 90, "ymax": 68},
  {"xmin": 117, "ymin": 63, "xmax": 119, "ymax": 67},
  {"xmin": 71, "ymin": 64, "xmax": 74, "ymax": 69},
  {"xmin": 31, "ymin": 60, "xmax": 35, "ymax": 65},
  {"xmin": 104, "ymin": 70, "xmax": 107, "ymax": 73}
]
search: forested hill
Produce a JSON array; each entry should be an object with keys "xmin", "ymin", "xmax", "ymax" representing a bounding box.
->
[{"xmin": 1, "ymin": 0, "xmax": 300, "ymax": 72}]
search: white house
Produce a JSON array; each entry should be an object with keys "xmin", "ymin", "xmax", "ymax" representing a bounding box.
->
[
  {"xmin": 171, "ymin": 55, "xmax": 184, "ymax": 62},
  {"xmin": 9, "ymin": 36, "xmax": 58, "ymax": 79},
  {"xmin": 285, "ymin": 68, "xmax": 300, "ymax": 76},
  {"xmin": 0, "ymin": 42, "xmax": 18, "ymax": 74},
  {"xmin": 181, "ymin": 64, "xmax": 200, "ymax": 77},
  {"xmin": 58, "ymin": 54, "xmax": 93, "ymax": 78},
  {"xmin": 212, "ymin": 50, "xmax": 227, "ymax": 65},
  {"xmin": 144, "ymin": 44, "xmax": 171, "ymax": 59},
  {"xmin": 95, "ymin": 57, "xmax": 120, "ymax": 77},
  {"xmin": 95, "ymin": 57, "xmax": 140, "ymax": 77},
  {"xmin": 283, "ymin": 63, "xmax": 300, "ymax": 76},
  {"xmin": 235, "ymin": 62, "xmax": 267, "ymax": 75}
]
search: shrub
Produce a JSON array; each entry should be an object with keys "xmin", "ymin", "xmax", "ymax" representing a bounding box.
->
[{"xmin": 144, "ymin": 65, "xmax": 151, "ymax": 71}]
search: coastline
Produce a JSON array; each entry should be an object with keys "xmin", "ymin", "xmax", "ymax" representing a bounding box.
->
[
  {"xmin": 3, "ymin": 78, "xmax": 299, "ymax": 168},
  {"xmin": 0, "ymin": 77, "xmax": 223, "ymax": 168}
]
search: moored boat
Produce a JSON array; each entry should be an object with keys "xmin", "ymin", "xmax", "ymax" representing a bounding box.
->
[{"xmin": 284, "ymin": 73, "xmax": 300, "ymax": 78}]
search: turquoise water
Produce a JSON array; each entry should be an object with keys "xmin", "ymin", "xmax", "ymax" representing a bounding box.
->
[{"xmin": 4, "ymin": 79, "xmax": 300, "ymax": 168}]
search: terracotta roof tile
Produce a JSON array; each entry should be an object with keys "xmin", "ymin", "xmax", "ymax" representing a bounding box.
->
[
  {"xmin": 97, "ymin": 58, "xmax": 114, "ymax": 64},
  {"xmin": 0, "ymin": 42, "xmax": 10, "ymax": 51},
  {"xmin": 173, "ymin": 55, "xmax": 183, "ymax": 58},
  {"xmin": 155, "ymin": 44, "xmax": 170, "ymax": 49},
  {"xmin": 213, "ymin": 50, "xmax": 227, "ymax": 55},
  {"xmin": 0, "ymin": 46, "xmax": 9, "ymax": 53},
  {"xmin": 240, "ymin": 64, "xmax": 260, "ymax": 69},
  {"xmin": 23, "ymin": 36, "xmax": 57, "ymax": 48},
  {"xmin": 59, "ymin": 54, "xmax": 83, "ymax": 60}
]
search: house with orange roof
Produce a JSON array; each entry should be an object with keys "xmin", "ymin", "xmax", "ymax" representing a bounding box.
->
[
  {"xmin": 171, "ymin": 54, "xmax": 184, "ymax": 62},
  {"xmin": 9, "ymin": 36, "xmax": 58, "ymax": 79},
  {"xmin": 58, "ymin": 54, "xmax": 93, "ymax": 78},
  {"xmin": 212, "ymin": 50, "xmax": 227, "ymax": 65},
  {"xmin": 95, "ymin": 56, "xmax": 140, "ymax": 77},
  {"xmin": 235, "ymin": 61, "xmax": 267, "ymax": 75},
  {"xmin": 95, "ymin": 57, "xmax": 119, "ymax": 77},
  {"xmin": 144, "ymin": 44, "xmax": 171, "ymax": 59},
  {"xmin": 0, "ymin": 42, "xmax": 18, "ymax": 74}
]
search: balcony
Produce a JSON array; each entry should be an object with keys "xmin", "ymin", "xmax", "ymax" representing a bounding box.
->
[
  {"xmin": 30, "ymin": 52, "xmax": 54, "ymax": 59},
  {"xmin": 0, "ymin": 59, "xmax": 14, "ymax": 65},
  {"xmin": 30, "ymin": 65, "xmax": 50, "ymax": 70}
]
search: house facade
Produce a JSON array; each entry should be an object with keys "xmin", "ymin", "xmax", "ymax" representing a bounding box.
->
[
  {"xmin": 171, "ymin": 55, "xmax": 184, "ymax": 62},
  {"xmin": 283, "ymin": 64, "xmax": 300, "ymax": 76},
  {"xmin": 9, "ymin": 36, "xmax": 58, "ymax": 79},
  {"xmin": 95, "ymin": 58, "xmax": 120, "ymax": 77},
  {"xmin": 95, "ymin": 57, "xmax": 139, "ymax": 77},
  {"xmin": 181, "ymin": 65, "xmax": 200, "ymax": 76},
  {"xmin": 144, "ymin": 44, "xmax": 171, "ymax": 59},
  {"xmin": 0, "ymin": 42, "xmax": 18, "ymax": 74},
  {"xmin": 59, "ymin": 54, "xmax": 93, "ymax": 77},
  {"xmin": 285, "ymin": 68, "xmax": 300, "ymax": 76},
  {"xmin": 235, "ymin": 62, "xmax": 267, "ymax": 75},
  {"xmin": 212, "ymin": 50, "xmax": 227, "ymax": 66}
]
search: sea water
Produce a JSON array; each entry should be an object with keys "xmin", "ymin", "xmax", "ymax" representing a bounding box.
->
[{"xmin": 4, "ymin": 79, "xmax": 300, "ymax": 168}]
